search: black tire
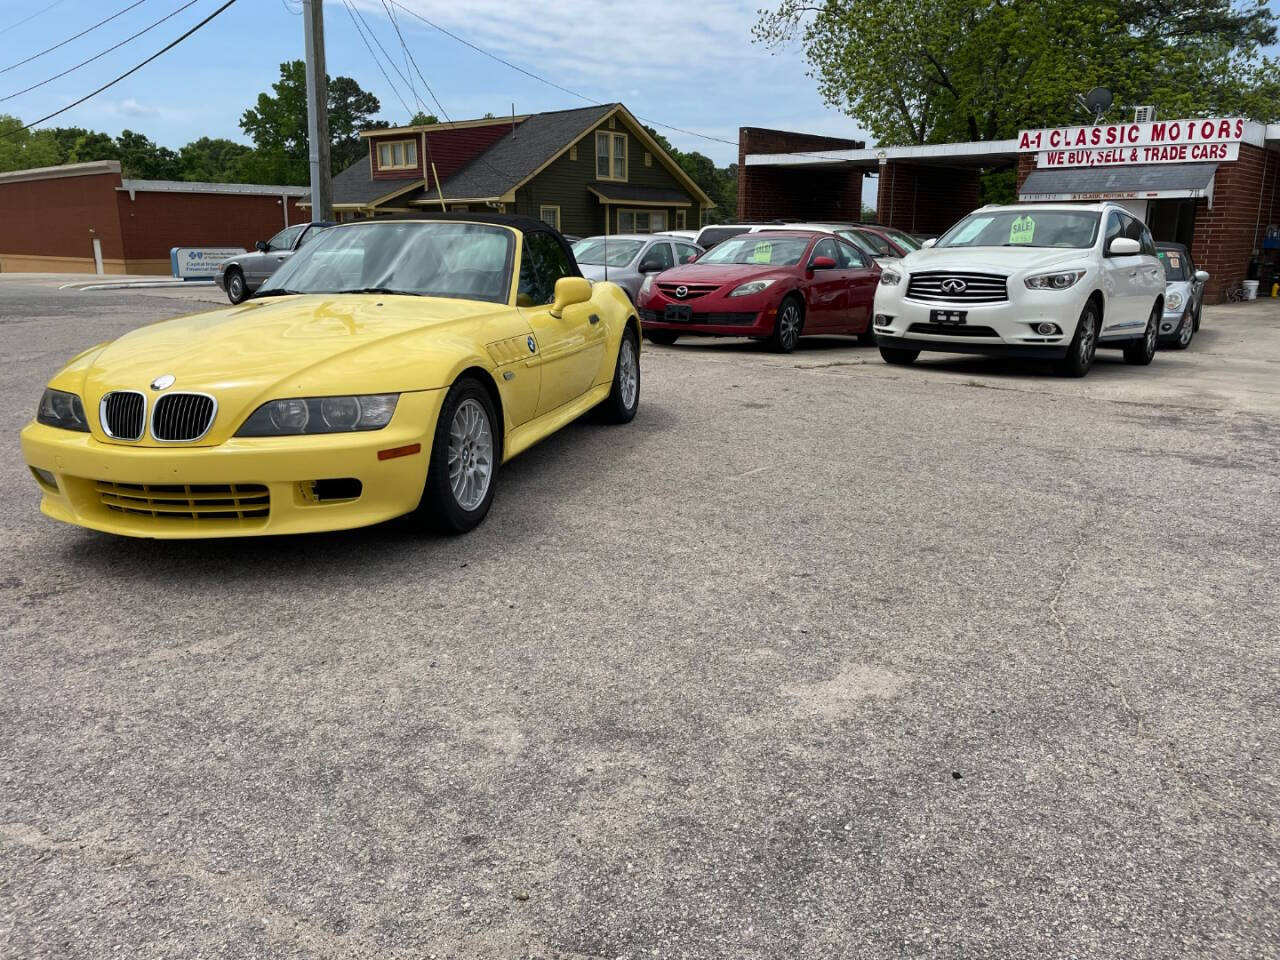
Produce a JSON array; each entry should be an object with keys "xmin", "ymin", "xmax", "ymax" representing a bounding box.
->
[
  {"xmin": 1055, "ymin": 301, "xmax": 1100, "ymax": 377},
  {"xmin": 1193, "ymin": 299, "xmax": 1202, "ymax": 332},
  {"xmin": 858, "ymin": 322, "xmax": 877, "ymax": 346},
  {"xmin": 1166, "ymin": 309, "xmax": 1194, "ymax": 350},
  {"xmin": 1123, "ymin": 302, "xmax": 1159, "ymax": 365},
  {"xmin": 768, "ymin": 295, "xmax": 804, "ymax": 353},
  {"xmin": 646, "ymin": 330, "xmax": 680, "ymax": 346},
  {"xmin": 598, "ymin": 326, "xmax": 640, "ymax": 424},
  {"xmin": 411, "ymin": 376, "xmax": 499, "ymax": 535},
  {"xmin": 878, "ymin": 346, "xmax": 919, "ymax": 365},
  {"xmin": 225, "ymin": 268, "xmax": 248, "ymax": 304}
]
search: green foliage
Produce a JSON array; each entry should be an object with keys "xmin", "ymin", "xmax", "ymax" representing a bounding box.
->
[
  {"xmin": 410, "ymin": 112, "xmax": 440, "ymax": 126},
  {"xmin": 0, "ymin": 116, "xmax": 60, "ymax": 171},
  {"xmin": 644, "ymin": 126, "xmax": 738, "ymax": 224},
  {"xmin": 755, "ymin": 0, "xmax": 1280, "ymax": 145}
]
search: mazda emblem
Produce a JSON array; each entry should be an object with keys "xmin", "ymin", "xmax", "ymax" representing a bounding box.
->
[
  {"xmin": 675, "ymin": 285, "xmax": 688, "ymax": 299},
  {"xmin": 150, "ymin": 374, "xmax": 176, "ymax": 391},
  {"xmin": 940, "ymin": 279, "xmax": 968, "ymax": 294}
]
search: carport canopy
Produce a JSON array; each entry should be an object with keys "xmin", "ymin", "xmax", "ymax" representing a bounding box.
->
[{"xmin": 1019, "ymin": 163, "xmax": 1218, "ymax": 202}]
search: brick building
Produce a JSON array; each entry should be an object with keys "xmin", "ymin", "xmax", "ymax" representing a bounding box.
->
[
  {"xmin": 740, "ymin": 119, "xmax": 1280, "ymax": 301},
  {"xmin": 0, "ymin": 160, "xmax": 308, "ymax": 275}
]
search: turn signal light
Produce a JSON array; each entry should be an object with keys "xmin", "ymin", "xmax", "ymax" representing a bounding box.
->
[{"xmin": 377, "ymin": 443, "xmax": 421, "ymax": 461}]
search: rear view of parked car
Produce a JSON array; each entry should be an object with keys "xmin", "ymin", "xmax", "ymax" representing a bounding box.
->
[
  {"xmin": 1156, "ymin": 242, "xmax": 1209, "ymax": 349},
  {"xmin": 571, "ymin": 234, "xmax": 701, "ymax": 303},
  {"xmin": 215, "ymin": 221, "xmax": 334, "ymax": 304}
]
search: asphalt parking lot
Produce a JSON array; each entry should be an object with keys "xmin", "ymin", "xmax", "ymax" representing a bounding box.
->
[{"xmin": 1, "ymin": 277, "xmax": 1277, "ymax": 959}]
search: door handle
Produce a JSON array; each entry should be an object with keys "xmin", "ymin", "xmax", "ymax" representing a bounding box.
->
[{"xmin": 1128, "ymin": 270, "xmax": 1137, "ymax": 278}]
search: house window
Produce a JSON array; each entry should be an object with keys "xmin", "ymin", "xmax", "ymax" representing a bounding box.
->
[
  {"xmin": 676, "ymin": 210, "xmax": 686, "ymax": 229},
  {"xmin": 377, "ymin": 139, "xmax": 418, "ymax": 170},
  {"xmin": 617, "ymin": 209, "xmax": 666, "ymax": 234},
  {"xmin": 596, "ymin": 131, "xmax": 627, "ymax": 181},
  {"xmin": 539, "ymin": 205, "xmax": 560, "ymax": 230}
]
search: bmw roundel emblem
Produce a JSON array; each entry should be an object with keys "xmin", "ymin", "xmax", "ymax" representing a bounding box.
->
[
  {"xmin": 150, "ymin": 374, "xmax": 176, "ymax": 391},
  {"xmin": 527, "ymin": 336, "xmax": 537, "ymax": 354},
  {"xmin": 675, "ymin": 285, "xmax": 688, "ymax": 299}
]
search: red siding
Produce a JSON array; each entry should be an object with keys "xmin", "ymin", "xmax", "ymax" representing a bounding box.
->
[
  {"xmin": 369, "ymin": 123, "xmax": 516, "ymax": 189},
  {"xmin": 0, "ymin": 171, "xmax": 125, "ymax": 261},
  {"xmin": 116, "ymin": 190, "xmax": 306, "ymax": 260}
]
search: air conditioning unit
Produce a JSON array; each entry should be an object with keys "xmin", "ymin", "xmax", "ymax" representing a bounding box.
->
[{"xmin": 1134, "ymin": 105, "xmax": 1157, "ymax": 123}]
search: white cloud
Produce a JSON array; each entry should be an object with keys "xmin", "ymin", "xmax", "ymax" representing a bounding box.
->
[{"xmin": 118, "ymin": 98, "xmax": 161, "ymax": 120}]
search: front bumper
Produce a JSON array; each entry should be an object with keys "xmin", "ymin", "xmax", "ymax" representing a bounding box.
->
[
  {"xmin": 20, "ymin": 390, "xmax": 444, "ymax": 538},
  {"xmin": 875, "ymin": 334, "xmax": 1068, "ymax": 359},
  {"xmin": 1159, "ymin": 307, "xmax": 1187, "ymax": 338}
]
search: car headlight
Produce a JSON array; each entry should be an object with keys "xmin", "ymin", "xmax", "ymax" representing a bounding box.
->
[
  {"xmin": 640, "ymin": 274, "xmax": 654, "ymax": 296},
  {"xmin": 235, "ymin": 394, "xmax": 399, "ymax": 436},
  {"xmin": 1165, "ymin": 291, "xmax": 1183, "ymax": 311},
  {"xmin": 1025, "ymin": 270, "xmax": 1086, "ymax": 291},
  {"xmin": 36, "ymin": 388, "xmax": 89, "ymax": 432},
  {"xmin": 728, "ymin": 279, "xmax": 775, "ymax": 298},
  {"xmin": 879, "ymin": 268, "xmax": 902, "ymax": 286}
]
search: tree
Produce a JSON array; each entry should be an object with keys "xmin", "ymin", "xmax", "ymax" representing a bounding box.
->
[
  {"xmin": 178, "ymin": 137, "xmax": 254, "ymax": 182},
  {"xmin": 0, "ymin": 115, "xmax": 61, "ymax": 172},
  {"xmin": 754, "ymin": 0, "xmax": 1280, "ymax": 145},
  {"xmin": 241, "ymin": 61, "xmax": 385, "ymax": 181},
  {"xmin": 409, "ymin": 111, "xmax": 439, "ymax": 126},
  {"xmin": 114, "ymin": 129, "xmax": 181, "ymax": 179}
]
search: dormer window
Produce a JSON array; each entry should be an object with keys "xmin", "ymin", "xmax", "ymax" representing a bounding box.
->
[{"xmin": 377, "ymin": 139, "xmax": 418, "ymax": 170}]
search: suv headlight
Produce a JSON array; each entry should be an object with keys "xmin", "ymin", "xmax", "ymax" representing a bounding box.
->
[
  {"xmin": 236, "ymin": 394, "xmax": 399, "ymax": 436},
  {"xmin": 728, "ymin": 279, "xmax": 775, "ymax": 298},
  {"xmin": 879, "ymin": 268, "xmax": 902, "ymax": 286},
  {"xmin": 1165, "ymin": 291, "xmax": 1184, "ymax": 311},
  {"xmin": 36, "ymin": 388, "xmax": 89, "ymax": 432},
  {"xmin": 1025, "ymin": 270, "xmax": 1086, "ymax": 291}
]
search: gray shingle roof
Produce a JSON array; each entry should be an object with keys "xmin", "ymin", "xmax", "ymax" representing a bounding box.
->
[
  {"xmin": 438, "ymin": 103, "xmax": 616, "ymax": 199},
  {"xmin": 331, "ymin": 159, "xmax": 425, "ymax": 206},
  {"xmin": 588, "ymin": 183, "xmax": 692, "ymax": 204}
]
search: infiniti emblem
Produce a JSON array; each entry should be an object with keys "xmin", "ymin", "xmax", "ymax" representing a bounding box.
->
[
  {"xmin": 675, "ymin": 285, "xmax": 688, "ymax": 299},
  {"xmin": 150, "ymin": 374, "xmax": 176, "ymax": 391},
  {"xmin": 940, "ymin": 279, "xmax": 968, "ymax": 294}
]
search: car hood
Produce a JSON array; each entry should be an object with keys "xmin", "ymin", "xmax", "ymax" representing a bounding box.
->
[
  {"xmin": 901, "ymin": 246, "xmax": 1092, "ymax": 275},
  {"xmin": 652, "ymin": 263, "xmax": 793, "ymax": 287},
  {"xmin": 59, "ymin": 294, "xmax": 512, "ymax": 445}
]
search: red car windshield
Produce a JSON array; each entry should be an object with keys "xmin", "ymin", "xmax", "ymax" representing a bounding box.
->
[{"xmin": 698, "ymin": 236, "xmax": 810, "ymax": 266}]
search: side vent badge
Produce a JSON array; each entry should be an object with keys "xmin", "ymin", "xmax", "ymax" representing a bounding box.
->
[{"xmin": 527, "ymin": 336, "xmax": 537, "ymax": 354}]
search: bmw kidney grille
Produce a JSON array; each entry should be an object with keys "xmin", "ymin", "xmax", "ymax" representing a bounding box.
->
[
  {"xmin": 100, "ymin": 391, "xmax": 146, "ymax": 441},
  {"xmin": 151, "ymin": 392, "xmax": 217, "ymax": 442}
]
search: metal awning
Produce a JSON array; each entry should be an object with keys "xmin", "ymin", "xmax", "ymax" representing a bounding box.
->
[{"xmin": 1019, "ymin": 163, "xmax": 1218, "ymax": 202}]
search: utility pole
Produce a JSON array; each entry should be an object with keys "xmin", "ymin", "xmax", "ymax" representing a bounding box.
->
[{"xmin": 302, "ymin": 0, "xmax": 332, "ymax": 221}]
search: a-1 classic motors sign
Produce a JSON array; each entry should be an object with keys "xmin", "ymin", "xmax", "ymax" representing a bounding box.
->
[{"xmin": 1018, "ymin": 118, "xmax": 1245, "ymax": 168}]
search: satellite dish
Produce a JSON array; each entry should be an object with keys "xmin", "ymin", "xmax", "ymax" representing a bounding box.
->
[{"xmin": 1084, "ymin": 87, "xmax": 1113, "ymax": 120}]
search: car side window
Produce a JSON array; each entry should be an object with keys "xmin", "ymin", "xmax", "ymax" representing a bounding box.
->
[
  {"xmin": 835, "ymin": 239, "xmax": 866, "ymax": 269},
  {"xmin": 1139, "ymin": 226, "xmax": 1157, "ymax": 257},
  {"xmin": 810, "ymin": 237, "xmax": 838, "ymax": 264},
  {"xmin": 1104, "ymin": 213, "xmax": 1124, "ymax": 252},
  {"xmin": 642, "ymin": 242, "xmax": 675, "ymax": 271},
  {"xmin": 675, "ymin": 242, "xmax": 700, "ymax": 264},
  {"xmin": 267, "ymin": 225, "xmax": 305, "ymax": 252},
  {"xmin": 858, "ymin": 230, "xmax": 892, "ymax": 256},
  {"xmin": 518, "ymin": 232, "xmax": 574, "ymax": 306}
]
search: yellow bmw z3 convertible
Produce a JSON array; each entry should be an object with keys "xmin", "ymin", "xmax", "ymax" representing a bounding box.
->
[{"xmin": 20, "ymin": 214, "xmax": 641, "ymax": 538}]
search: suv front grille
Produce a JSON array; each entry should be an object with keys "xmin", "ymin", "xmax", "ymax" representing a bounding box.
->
[
  {"xmin": 152, "ymin": 393, "xmax": 216, "ymax": 442},
  {"xmin": 907, "ymin": 323, "xmax": 1000, "ymax": 338},
  {"xmin": 907, "ymin": 272, "xmax": 1008, "ymax": 304},
  {"xmin": 96, "ymin": 482, "xmax": 269, "ymax": 520},
  {"xmin": 101, "ymin": 391, "xmax": 146, "ymax": 440}
]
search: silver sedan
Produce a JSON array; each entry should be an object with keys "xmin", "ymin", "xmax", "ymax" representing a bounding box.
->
[{"xmin": 572, "ymin": 234, "xmax": 702, "ymax": 303}]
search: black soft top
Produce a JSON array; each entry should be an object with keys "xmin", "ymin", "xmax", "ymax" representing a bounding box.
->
[{"xmin": 350, "ymin": 211, "xmax": 582, "ymax": 277}]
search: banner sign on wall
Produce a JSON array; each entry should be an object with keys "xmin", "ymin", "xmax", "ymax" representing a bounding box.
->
[
  {"xmin": 1017, "ymin": 118, "xmax": 1246, "ymax": 169},
  {"xmin": 170, "ymin": 247, "xmax": 245, "ymax": 279}
]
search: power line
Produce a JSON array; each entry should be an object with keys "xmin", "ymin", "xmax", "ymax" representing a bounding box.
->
[
  {"xmin": 1, "ymin": 0, "xmax": 203, "ymax": 104},
  {"xmin": 1, "ymin": 0, "xmax": 149, "ymax": 76},
  {"xmin": 340, "ymin": 0, "xmax": 413, "ymax": 120},
  {"xmin": 381, "ymin": 0, "xmax": 426, "ymax": 118},
  {"xmin": 0, "ymin": 0, "xmax": 71, "ymax": 36},
  {"xmin": 7, "ymin": 0, "xmax": 239, "ymax": 134}
]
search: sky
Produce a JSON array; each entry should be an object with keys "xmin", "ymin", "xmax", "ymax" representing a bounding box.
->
[{"xmin": 0, "ymin": 0, "xmax": 869, "ymax": 168}]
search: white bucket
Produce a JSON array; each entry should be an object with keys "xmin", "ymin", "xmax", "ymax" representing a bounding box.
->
[{"xmin": 1243, "ymin": 280, "xmax": 1260, "ymax": 300}]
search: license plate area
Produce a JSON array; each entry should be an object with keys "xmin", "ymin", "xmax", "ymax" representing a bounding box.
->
[
  {"xmin": 930, "ymin": 309, "xmax": 967, "ymax": 325},
  {"xmin": 664, "ymin": 305, "xmax": 693, "ymax": 323}
]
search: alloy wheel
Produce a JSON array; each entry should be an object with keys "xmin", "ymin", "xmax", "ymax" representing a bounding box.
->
[
  {"xmin": 448, "ymin": 397, "xmax": 493, "ymax": 511},
  {"xmin": 778, "ymin": 302, "xmax": 801, "ymax": 349},
  {"xmin": 1178, "ymin": 311, "xmax": 1194, "ymax": 346},
  {"xmin": 1079, "ymin": 312, "xmax": 1096, "ymax": 366},
  {"xmin": 1145, "ymin": 310, "xmax": 1158, "ymax": 356},
  {"xmin": 618, "ymin": 336, "xmax": 638, "ymax": 410}
]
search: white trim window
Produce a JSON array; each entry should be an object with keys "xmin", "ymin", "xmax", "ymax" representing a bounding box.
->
[
  {"xmin": 539, "ymin": 205, "xmax": 560, "ymax": 229},
  {"xmin": 676, "ymin": 210, "xmax": 687, "ymax": 229},
  {"xmin": 596, "ymin": 130, "xmax": 627, "ymax": 181},
  {"xmin": 617, "ymin": 209, "xmax": 666, "ymax": 234},
  {"xmin": 377, "ymin": 139, "xmax": 418, "ymax": 170}
]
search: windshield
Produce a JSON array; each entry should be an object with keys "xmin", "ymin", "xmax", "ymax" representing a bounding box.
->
[
  {"xmin": 697, "ymin": 235, "xmax": 810, "ymax": 266},
  {"xmin": 834, "ymin": 229, "xmax": 880, "ymax": 257},
  {"xmin": 936, "ymin": 211, "xmax": 1101, "ymax": 249},
  {"xmin": 878, "ymin": 227, "xmax": 922, "ymax": 251},
  {"xmin": 572, "ymin": 238, "xmax": 643, "ymax": 267},
  {"xmin": 259, "ymin": 221, "xmax": 515, "ymax": 302},
  {"xmin": 1157, "ymin": 248, "xmax": 1188, "ymax": 281}
]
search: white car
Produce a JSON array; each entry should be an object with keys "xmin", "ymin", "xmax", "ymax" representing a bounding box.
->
[{"xmin": 873, "ymin": 203, "xmax": 1166, "ymax": 376}]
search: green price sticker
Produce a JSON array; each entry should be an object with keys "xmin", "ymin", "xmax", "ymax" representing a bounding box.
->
[
  {"xmin": 752, "ymin": 242, "xmax": 773, "ymax": 264},
  {"xmin": 1009, "ymin": 216, "xmax": 1036, "ymax": 245}
]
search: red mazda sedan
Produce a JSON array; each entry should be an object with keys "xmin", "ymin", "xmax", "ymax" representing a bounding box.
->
[{"xmin": 635, "ymin": 231, "xmax": 879, "ymax": 352}]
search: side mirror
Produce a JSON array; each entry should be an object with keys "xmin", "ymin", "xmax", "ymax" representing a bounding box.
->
[
  {"xmin": 255, "ymin": 240, "xmax": 268, "ymax": 253},
  {"xmin": 811, "ymin": 256, "xmax": 837, "ymax": 270},
  {"xmin": 638, "ymin": 259, "xmax": 663, "ymax": 274},
  {"xmin": 921, "ymin": 238, "xmax": 937, "ymax": 248},
  {"xmin": 1194, "ymin": 270, "xmax": 1210, "ymax": 283},
  {"xmin": 549, "ymin": 276, "xmax": 592, "ymax": 317},
  {"xmin": 1108, "ymin": 237, "xmax": 1141, "ymax": 256}
]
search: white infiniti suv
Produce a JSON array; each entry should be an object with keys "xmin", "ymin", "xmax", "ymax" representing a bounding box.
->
[{"xmin": 872, "ymin": 203, "xmax": 1165, "ymax": 377}]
